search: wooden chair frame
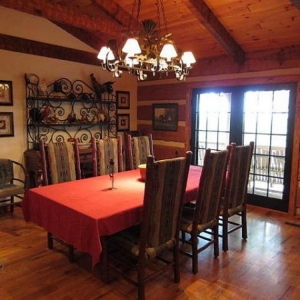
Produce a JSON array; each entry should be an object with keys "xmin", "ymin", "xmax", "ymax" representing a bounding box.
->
[
  {"xmin": 39, "ymin": 139, "xmax": 81, "ymax": 185},
  {"xmin": 220, "ymin": 141, "xmax": 254, "ymax": 251},
  {"xmin": 39, "ymin": 139, "xmax": 82, "ymax": 262},
  {"xmin": 0, "ymin": 159, "xmax": 28, "ymax": 213},
  {"xmin": 180, "ymin": 148, "xmax": 229, "ymax": 274},
  {"xmin": 126, "ymin": 134, "xmax": 154, "ymax": 170},
  {"xmin": 92, "ymin": 136, "xmax": 123, "ymax": 176},
  {"xmin": 104, "ymin": 152, "xmax": 192, "ymax": 300}
]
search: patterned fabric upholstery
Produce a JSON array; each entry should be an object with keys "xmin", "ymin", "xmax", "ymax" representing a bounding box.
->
[
  {"xmin": 0, "ymin": 158, "xmax": 27, "ymax": 211},
  {"xmin": 47, "ymin": 142, "xmax": 76, "ymax": 183},
  {"xmin": 220, "ymin": 141, "xmax": 254, "ymax": 252},
  {"xmin": 97, "ymin": 137, "xmax": 122, "ymax": 175},
  {"xmin": 180, "ymin": 148, "xmax": 229, "ymax": 274},
  {"xmin": 0, "ymin": 159, "xmax": 13, "ymax": 185},
  {"xmin": 107, "ymin": 152, "xmax": 192, "ymax": 299},
  {"xmin": 131, "ymin": 135, "xmax": 153, "ymax": 169},
  {"xmin": 226, "ymin": 143, "xmax": 254, "ymax": 212}
]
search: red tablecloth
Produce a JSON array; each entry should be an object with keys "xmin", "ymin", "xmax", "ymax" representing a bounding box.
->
[{"xmin": 22, "ymin": 166, "xmax": 201, "ymax": 267}]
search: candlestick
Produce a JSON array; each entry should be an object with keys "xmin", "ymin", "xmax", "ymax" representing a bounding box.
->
[{"xmin": 109, "ymin": 158, "xmax": 116, "ymax": 190}]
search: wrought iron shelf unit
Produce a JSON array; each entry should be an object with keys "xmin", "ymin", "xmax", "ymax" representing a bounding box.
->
[{"xmin": 25, "ymin": 73, "xmax": 117, "ymax": 149}]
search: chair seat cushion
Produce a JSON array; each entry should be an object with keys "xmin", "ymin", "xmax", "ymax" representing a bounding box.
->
[
  {"xmin": 180, "ymin": 206, "xmax": 217, "ymax": 233},
  {"xmin": 0, "ymin": 184, "xmax": 24, "ymax": 198},
  {"xmin": 110, "ymin": 225, "xmax": 176, "ymax": 260},
  {"xmin": 219, "ymin": 202, "xmax": 244, "ymax": 217}
]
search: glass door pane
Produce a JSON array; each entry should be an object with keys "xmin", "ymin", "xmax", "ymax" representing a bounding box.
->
[{"xmin": 192, "ymin": 84, "xmax": 295, "ymax": 212}]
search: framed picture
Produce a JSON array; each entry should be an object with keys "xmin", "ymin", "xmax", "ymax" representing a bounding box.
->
[
  {"xmin": 0, "ymin": 81, "xmax": 13, "ymax": 105},
  {"xmin": 117, "ymin": 114, "xmax": 130, "ymax": 131},
  {"xmin": 116, "ymin": 91, "xmax": 130, "ymax": 109},
  {"xmin": 0, "ymin": 112, "xmax": 14, "ymax": 137},
  {"xmin": 152, "ymin": 103, "xmax": 178, "ymax": 131}
]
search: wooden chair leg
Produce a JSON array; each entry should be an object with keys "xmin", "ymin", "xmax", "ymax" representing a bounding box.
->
[
  {"xmin": 213, "ymin": 225, "xmax": 219, "ymax": 258},
  {"xmin": 242, "ymin": 210, "xmax": 247, "ymax": 239},
  {"xmin": 68, "ymin": 245, "xmax": 75, "ymax": 263},
  {"xmin": 174, "ymin": 244, "xmax": 180, "ymax": 283},
  {"xmin": 192, "ymin": 234, "xmax": 198, "ymax": 274},
  {"xmin": 47, "ymin": 232, "xmax": 53, "ymax": 249},
  {"xmin": 10, "ymin": 196, "xmax": 14, "ymax": 213},
  {"xmin": 138, "ymin": 258, "xmax": 146, "ymax": 300},
  {"xmin": 222, "ymin": 216, "xmax": 229, "ymax": 252}
]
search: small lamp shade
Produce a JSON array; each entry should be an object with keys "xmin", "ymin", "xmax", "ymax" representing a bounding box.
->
[
  {"xmin": 122, "ymin": 38, "xmax": 141, "ymax": 57},
  {"xmin": 97, "ymin": 47, "xmax": 115, "ymax": 62},
  {"xmin": 181, "ymin": 51, "xmax": 196, "ymax": 67},
  {"xmin": 160, "ymin": 43, "xmax": 177, "ymax": 62}
]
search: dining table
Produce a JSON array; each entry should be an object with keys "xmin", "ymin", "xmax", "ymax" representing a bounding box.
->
[{"xmin": 22, "ymin": 165, "xmax": 202, "ymax": 269}]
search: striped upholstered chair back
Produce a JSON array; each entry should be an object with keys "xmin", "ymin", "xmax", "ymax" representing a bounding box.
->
[
  {"xmin": 220, "ymin": 141, "xmax": 254, "ymax": 251},
  {"xmin": 107, "ymin": 151, "xmax": 192, "ymax": 300},
  {"xmin": 39, "ymin": 140, "xmax": 81, "ymax": 185},
  {"xmin": 180, "ymin": 148, "xmax": 229, "ymax": 274},
  {"xmin": 126, "ymin": 134, "xmax": 154, "ymax": 170},
  {"xmin": 94, "ymin": 136, "xmax": 123, "ymax": 176}
]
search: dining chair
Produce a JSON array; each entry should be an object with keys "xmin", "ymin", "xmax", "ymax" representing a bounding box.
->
[
  {"xmin": 104, "ymin": 151, "xmax": 192, "ymax": 300},
  {"xmin": 180, "ymin": 148, "xmax": 229, "ymax": 274},
  {"xmin": 39, "ymin": 139, "xmax": 81, "ymax": 185},
  {"xmin": 126, "ymin": 133, "xmax": 154, "ymax": 170},
  {"xmin": 0, "ymin": 159, "xmax": 28, "ymax": 213},
  {"xmin": 220, "ymin": 141, "xmax": 254, "ymax": 252},
  {"xmin": 39, "ymin": 139, "xmax": 82, "ymax": 261},
  {"xmin": 92, "ymin": 136, "xmax": 123, "ymax": 176}
]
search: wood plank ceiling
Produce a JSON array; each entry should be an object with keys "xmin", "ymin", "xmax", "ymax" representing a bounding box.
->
[{"xmin": 1, "ymin": 0, "xmax": 300, "ymax": 76}]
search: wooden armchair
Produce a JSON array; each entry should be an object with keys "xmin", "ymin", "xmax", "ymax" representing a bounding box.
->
[
  {"xmin": 39, "ymin": 139, "xmax": 82, "ymax": 261},
  {"xmin": 92, "ymin": 136, "xmax": 123, "ymax": 176},
  {"xmin": 0, "ymin": 159, "xmax": 28, "ymax": 213},
  {"xmin": 180, "ymin": 148, "xmax": 229, "ymax": 274},
  {"xmin": 105, "ymin": 152, "xmax": 192, "ymax": 300},
  {"xmin": 126, "ymin": 133, "xmax": 154, "ymax": 170},
  {"xmin": 220, "ymin": 141, "xmax": 254, "ymax": 251}
]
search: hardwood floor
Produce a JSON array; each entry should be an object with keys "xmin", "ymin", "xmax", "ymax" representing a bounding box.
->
[{"xmin": 1, "ymin": 205, "xmax": 300, "ymax": 299}]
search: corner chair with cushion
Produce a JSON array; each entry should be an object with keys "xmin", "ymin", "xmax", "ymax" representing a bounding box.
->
[{"xmin": 0, "ymin": 159, "xmax": 28, "ymax": 213}]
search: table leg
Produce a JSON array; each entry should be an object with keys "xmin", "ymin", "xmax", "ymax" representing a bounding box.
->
[{"xmin": 100, "ymin": 236, "xmax": 109, "ymax": 283}]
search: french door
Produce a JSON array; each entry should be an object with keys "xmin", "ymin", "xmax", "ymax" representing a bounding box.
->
[{"xmin": 191, "ymin": 83, "xmax": 296, "ymax": 212}]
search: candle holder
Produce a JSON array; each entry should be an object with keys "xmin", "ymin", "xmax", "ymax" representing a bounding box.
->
[{"xmin": 109, "ymin": 158, "xmax": 116, "ymax": 190}]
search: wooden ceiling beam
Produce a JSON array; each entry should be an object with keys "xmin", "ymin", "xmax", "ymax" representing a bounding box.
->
[
  {"xmin": 290, "ymin": 0, "xmax": 300, "ymax": 11},
  {"xmin": 0, "ymin": 33, "xmax": 99, "ymax": 66},
  {"xmin": 91, "ymin": 0, "xmax": 140, "ymax": 29},
  {"xmin": 184, "ymin": 0, "xmax": 245, "ymax": 65},
  {"xmin": 0, "ymin": 0, "xmax": 122, "ymax": 36}
]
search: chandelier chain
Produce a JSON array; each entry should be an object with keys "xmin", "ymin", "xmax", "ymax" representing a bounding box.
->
[
  {"xmin": 159, "ymin": 0, "xmax": 169, "ymax": 37},
  {"xmin": 128, "ymin": 0, "xmax": 141, "ymax": 34}
]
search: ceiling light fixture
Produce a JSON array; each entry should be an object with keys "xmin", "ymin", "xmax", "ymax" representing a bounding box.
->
[{"xmin": 97, "ymin": 0, "xmax": 196, "ymax": 81}]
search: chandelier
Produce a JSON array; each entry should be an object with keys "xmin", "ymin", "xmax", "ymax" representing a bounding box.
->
[{"xmin": 97, "ymin": 0, "xmax": 196, "ymax": 81}]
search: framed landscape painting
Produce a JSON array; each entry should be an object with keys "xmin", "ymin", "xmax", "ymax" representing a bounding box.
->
[{"xmin": 152, "ymin": 103, "xmax": 178, "ymax": 131}]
